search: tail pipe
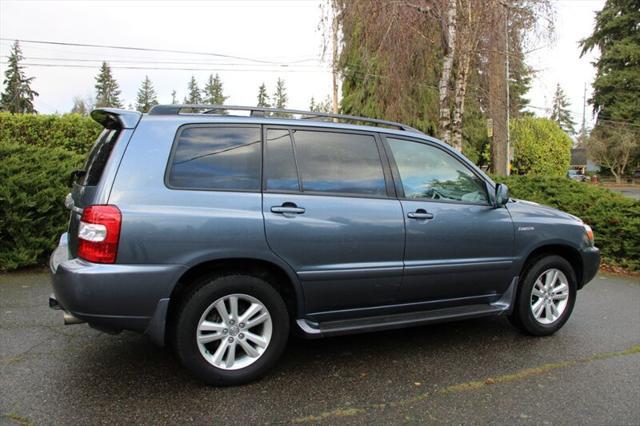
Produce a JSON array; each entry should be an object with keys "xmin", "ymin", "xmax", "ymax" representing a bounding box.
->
[{"xmin": 49, "ymin": 295, "xmax": 86, "ymax": 325}]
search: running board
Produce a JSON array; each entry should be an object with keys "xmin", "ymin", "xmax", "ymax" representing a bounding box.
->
[{"xmin": 296, "ymin": 277, "xmax": 518, "ymax": 338}]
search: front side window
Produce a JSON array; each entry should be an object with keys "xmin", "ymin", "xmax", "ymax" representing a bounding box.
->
[
  {"xmin": 387, "ymin": 138, "xmax": 489, "ymax": 204},
  {"xmin": 292, "ymin": 130, "xmax": 386, "ymax": 196},
  {"xmin": 168, "ymin": 126, "xmax": 261, "ymax": 191}
]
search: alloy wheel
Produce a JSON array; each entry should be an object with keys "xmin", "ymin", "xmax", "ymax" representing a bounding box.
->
[
  {"xmin": 530, "ymin": 268, "xmax": 570, "ymax": 325},
  {"xmin": 196, "ymin": 293, "xmax": 273, "ymax": 370}
]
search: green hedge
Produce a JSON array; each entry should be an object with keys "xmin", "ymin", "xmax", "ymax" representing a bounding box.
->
[
  {"xmin": 496, "ymin": 175, "xmax": 640, "ymax": 270},
  {"xmin": 0, "ymin": 113, "xmax": 637, "ymax": 272},
  {"xmin": 510, "ymin": 117, "xmax": 573, "ymax": 177},
  {"xmin": 0, "ymin": 143, "xmax": 84, "ymax": 271},
  {"xmin": 0, "ymin": 112, "xmax": 101, "ymax": 154}
]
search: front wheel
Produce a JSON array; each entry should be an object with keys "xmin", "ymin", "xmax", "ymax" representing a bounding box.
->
[
  {"xmin": 173, "ymin": 274, "xmax": 289, "ymax": 386},
  {"xmin": 509, "ymin": 255, "xmax": 577, "ymax": 336}
]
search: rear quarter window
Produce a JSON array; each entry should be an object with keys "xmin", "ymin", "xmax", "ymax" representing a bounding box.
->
[
  {"xmin": 81, "ymin": 129, "xmax": 121, "ymax": 186},
  {"xmin": 167, "ymin": 126, "xmax": 261, "ymax": 191}
]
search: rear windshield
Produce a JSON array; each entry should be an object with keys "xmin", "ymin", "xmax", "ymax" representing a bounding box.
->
[{"xmin": 80, "ymin": 129, "xmax": 120, "ymax": 186}]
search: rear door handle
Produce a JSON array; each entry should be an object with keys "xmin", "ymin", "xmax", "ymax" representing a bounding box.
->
[
  {"xmin": 407, "ymin": 209, "xmax": 434, "ymax": 220},
  {"xmin": 271, "ymin": 203, "xmax": 305, "ymax": 215}
]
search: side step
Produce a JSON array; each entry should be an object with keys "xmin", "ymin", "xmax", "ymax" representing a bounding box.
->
[
  {"xmin": 297, "ymin": 278, "xmax": 517, "ymax": 338},
  {"xmin": 297, "ymin": 304, "xmax": 505, "ymax": 337}
]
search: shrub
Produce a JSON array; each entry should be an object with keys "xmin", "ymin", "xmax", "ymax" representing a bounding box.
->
[
  {"xmin": 510, "ymin": 117, "xmax": 573, "ymax": 176},
  {"xmin": 0, "ymin": 112, "xmax": 101, "ymax": 154},
  {"xmin": 496, "ymin": 175, "xmax": 640, "ymax": 270},
  {"xmin": 0, "ymin": 143, "xmax": 84, "ymax": 271}
]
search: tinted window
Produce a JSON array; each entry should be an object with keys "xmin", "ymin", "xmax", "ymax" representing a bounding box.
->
[
  {"xmin": 292, "ymin": 130, "xmax": 386, "ymax": 196},
  {"xmin": 81, "ymin": 129, "xmax": 120, "ymax": 186},
  {"xmin": 387, "ymin": 138, "xmax": 489, "ymax": 204},
  {"xmin": 168, "ymin": 126, "xmax": 261, "ymax": 190},
  {"xmin": 265, "ymin": 129, "xmax": 299, "ymax": 191}
]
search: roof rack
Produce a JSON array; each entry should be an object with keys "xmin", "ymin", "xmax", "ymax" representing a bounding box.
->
[{"xmin": 147, "ymin": 104, "xmax": 423, "ymax": 133}]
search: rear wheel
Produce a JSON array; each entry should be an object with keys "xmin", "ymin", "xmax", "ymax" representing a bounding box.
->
[
  {"xmin": 173, "ymin": 274, "xmax": 289, "ymax": 386},
  {"xmin": 509, "ymin": 255, "xmax": 577, "ymax": 336}
]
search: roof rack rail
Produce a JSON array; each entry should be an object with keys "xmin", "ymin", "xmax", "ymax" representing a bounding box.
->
[{"xmin": 147, "ymin": 104, "xmax": 423, "ymax": 133}]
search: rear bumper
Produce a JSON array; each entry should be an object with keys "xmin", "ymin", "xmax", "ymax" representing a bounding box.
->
[
  {"xmin": 579, "ymin": 246, "xmax": 600, "ymax": 289},
  {"xmin": 49, "ymin": 234, "xmax": 186, "ymax": 344}
]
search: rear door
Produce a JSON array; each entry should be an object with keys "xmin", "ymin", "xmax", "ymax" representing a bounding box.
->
[
  {"xmin": 383, "ymin": 136, "xmax": 515, "ymax": 306},
  {"xmin": 262, "ymin": 127, "xmax": 405, "ymax": 318}
]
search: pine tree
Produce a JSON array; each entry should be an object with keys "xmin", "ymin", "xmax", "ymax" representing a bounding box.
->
[
  {"xmin": 135, "ymin": 75, "xmax": 159, "ymax": 112},
  {"xmin": 94, "ymin": 62, "xmax": 122, "ymax": 108},
  {"xmin": 1, "ymin": 41, "xmax": 38, "ymax": 113},
  {"xmin": 70, "ymin": 96, "xmax": 89, "ymax": 115},
  {"xmin": 550, "ymin": 84, "xmax": 576, "ymax": 134},
  {"xmin": 203, "ymin": 73, "xmax": 227, "ymax": 105},
  {"xmin": 171, "ymin": 90, "xmax": 178, "ymax": 104},
  {"xmin": 508, "ymin": 41, "xmax": 533, "ymax": 118},
  {"xmin": 310, "ymin": 95, "xmax": 332, "ymax": 113},
  {"xmin": 184, "ymin": 76, "xmax": 202, "ymax": 104},
  {"xmin": 257, "ymin": 83, "xmax": 270, "ymax": 107},
  {"xmin": 272, "ymin": 78, "xmax": 290, "ymax": 117},
  {"xmin": 580, "ymin": 0, "xmax": 640, "ymax": 125}
]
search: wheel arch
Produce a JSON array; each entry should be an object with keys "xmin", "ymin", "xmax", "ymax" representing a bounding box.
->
[
  {"xmin": 521, "ymin": 244, "xmax": 584, "ymax": 288},
  {"xmin": 166, "ymin": 257, "xmax": 304, "ymax": 338}
]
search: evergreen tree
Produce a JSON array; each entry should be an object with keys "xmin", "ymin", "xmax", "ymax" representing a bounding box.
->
[
  {"xmin": 309, "ymin": 95, "xmax": 332, "ymax": 113},
  {"xmin": 272, "ymin": 78, "xmax": 290, "ymax": 117},
  {"xmin": 508, "ymin": 40, "xmax": 533, "ymax": 118},
  {"xmin": 580, "ymin": 0, "xmax": 640, "ymax": 125},
  {"xmin": 1, "ymin": 41, "xmax": 38, "ymax": 113},
  {"xmin": 257, "ymin": 83, "xmax": 270, "ymax": 107},
  {"xmin": 94, "ymin": 62, "xmax": 122, "ymax": 108},
  {"xmin": 550, "ymin": 84, "xmax": 576, "ymax": 134},
  {"xmin": 184, "ymin": 76, "xmax": 202, "ymax": 104},
  {"xmin": 171, "ymin": 90, "xmax": 178, "ymax": 104},
  {"xmin": 203, "ymin": 73, "xmax": 227, "ymax": 105},
  {"xmin": 70, "ymin": 96, "xmax": 90, "ymax": 115},
  {"xmin": 135, "ymin": 75, "xmax": 158, "ymax": 112}
]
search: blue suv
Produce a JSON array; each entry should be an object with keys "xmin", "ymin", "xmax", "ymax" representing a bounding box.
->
[{"xmin": 50, "ymin": 105, "xmax": 600, "ymax": 385}]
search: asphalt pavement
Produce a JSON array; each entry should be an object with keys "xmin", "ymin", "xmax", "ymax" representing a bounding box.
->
[
  {"xmin": 604, "ymin": 185, "xmax": 640, "ymax": 200},
  {"xmin": 1, "ymin": 271, "xmax": 639, "ymax": 425}
]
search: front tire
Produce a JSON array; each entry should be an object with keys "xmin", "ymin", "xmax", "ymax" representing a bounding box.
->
[
  {"xmin": 509, "ymin": 255, "xmax": 577, "ymax": 336},
  {"xmin": 173, "ymin": 274, "xmax": 289, "ymax": 386}
]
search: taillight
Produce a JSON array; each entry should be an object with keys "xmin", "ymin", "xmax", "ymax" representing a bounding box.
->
[{"xmin": 78, "ymin": 205, "xmax": 121, "ymax": 263}]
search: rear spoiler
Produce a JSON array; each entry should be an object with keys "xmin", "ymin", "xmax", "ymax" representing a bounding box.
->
[{"xmin": 90, "ymin": 108, "xmax": 142, "ymax": 130}]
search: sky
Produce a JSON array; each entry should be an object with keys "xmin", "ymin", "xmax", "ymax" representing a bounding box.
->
[{"xmin": 0, "ymin": 0, "xmax": 604, "ymax": 129}]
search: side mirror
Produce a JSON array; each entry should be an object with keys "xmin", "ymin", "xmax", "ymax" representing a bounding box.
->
[{"xmin": 495, "ymin": 183, "xmax": 510, "ymax": 207}]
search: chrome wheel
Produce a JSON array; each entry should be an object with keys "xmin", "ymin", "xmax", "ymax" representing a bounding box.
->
[
  {"xmin": 196, "ymin": 293, "xmax": 273, "ymax": 370},
  {"xmin": 530, "ymin": 268, "xmax": 570, "ymax": 325}
]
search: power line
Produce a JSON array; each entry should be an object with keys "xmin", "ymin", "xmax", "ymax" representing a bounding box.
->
[
  {"xmin": 0, "ymin": 39, "xmax": 319, "ymax": 63},
  {"xmin": 0, "ymin": 37, "xmax": 316, "ymax": 65},
  {"xmin": 16, "ymin": 56, "xmax": 326, "ymax": 68},
  {"xmin": 0, "ymin": 61, "xmax": 328, "ymax": 73}
]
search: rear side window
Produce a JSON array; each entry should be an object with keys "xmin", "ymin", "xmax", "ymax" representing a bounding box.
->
[
  {"xmin": 265, "ymin": 129, "xmax": 299, "ymax": 191},
  {"xmin": 292, "ymin": 130, "xmax": 386, "ymax": 196},
  {"xmin": 168, "ymin": 126, "xmax": 261, "ymax": 191},
  {"xmin": 81, "ymin": 129, "xmax": 120, "ymax": 186}
]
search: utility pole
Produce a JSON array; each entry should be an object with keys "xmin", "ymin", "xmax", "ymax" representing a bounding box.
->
[
  {"xmin": 489, "ymin": 0, "xmax": 509, "ymax": 176},
  {"xmin": 331, "ymin": 5, "xmax": 339, "ymax": 114},
  {"xmin": 581, "ymin": 83, "xmax": 587, "ymax": 132}
]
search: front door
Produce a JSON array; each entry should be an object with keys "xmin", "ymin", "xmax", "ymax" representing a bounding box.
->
[
  {"xmin": 384, "ymin": 136, "xmax": 515, "ymax": 306},
  {"xmin": 262, "ymin": 127, "xmax": 405, "ymax": 319}
]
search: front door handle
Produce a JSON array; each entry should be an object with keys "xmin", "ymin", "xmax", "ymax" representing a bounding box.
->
[
  {"xmin": 407, "ymin": 209, "xmax": 434, "ymax": 220},
  {"xmin": 271, "ymin": 202, "xmax": 305, "ymax": 215}
]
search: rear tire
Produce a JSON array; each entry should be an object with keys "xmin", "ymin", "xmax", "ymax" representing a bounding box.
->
[
  {"xmin": 173, "ymin": 274, "xmax": 289, "ymax": 386},
  {"xmin": 509, "ymin": 255, "xmax": 577, "ymax": 336}
]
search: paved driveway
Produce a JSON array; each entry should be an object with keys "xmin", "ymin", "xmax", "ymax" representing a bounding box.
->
[
  {"xmin": 1, "ymin": 271, "xmax": 639, "ymax": 425},
  {"xmin": 603, "ymin": 185, "xmax": 640, "ymax": 200}
]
